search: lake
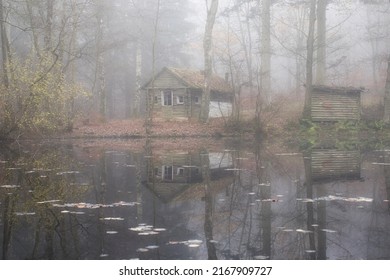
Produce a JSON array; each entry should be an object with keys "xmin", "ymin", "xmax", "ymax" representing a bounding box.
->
[{"xmin": 1, "ymin": 138, "xmax": 389, "ymax": 260}]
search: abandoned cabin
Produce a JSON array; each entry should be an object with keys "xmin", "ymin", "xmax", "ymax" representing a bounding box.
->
[
  {"xmin": 142, "ymin": 67, "xmax": 234, "ymax": 120},
  {"xmin": 311, "ymin": 85, "xmax": 364, "ymax": 122}
]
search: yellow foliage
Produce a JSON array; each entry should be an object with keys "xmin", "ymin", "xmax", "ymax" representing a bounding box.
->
[{"xmin": 0, "ymin": 53, "xmax": 90, "ymax": 137}]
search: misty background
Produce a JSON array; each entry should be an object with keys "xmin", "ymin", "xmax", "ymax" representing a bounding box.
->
[{"xmin": 1, "ymin": 0, "xmax": 389, "ymax": 121}]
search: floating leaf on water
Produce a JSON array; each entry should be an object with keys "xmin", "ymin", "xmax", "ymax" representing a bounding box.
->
[
  {"xmin": 37, "ymin": 199, "xmax": 61, "ymax": 204},
  {"xmin": 137, "ymin": 248, "xmax": 149, "ymax": 252},
  {"xmin": 56, "ymin": 171, "xmax": 80, "ymax": 176},
  {"xmin": 254, "ymin": 255, "xmax": 269, "ymax": 260},
  {"xmin": 282, "ymin": 229, "xmax": 293, "ymax": 232},
  {"xmin": 311, "ymin": 224, "xmax": 319, "ymax": 227},
  {"xmin": 1, "ymin": 185, "xmax": 20, "ymax": 189},
  {"xmin": 225, "ymin": 168, "xmax": 243, "ymax": 171},
  {"xmin": 384, "ymin": 200, "xmax": 389, "ymax": 202},
  {"xmin": 146, "ymin": 245, "xmax": 159, "ymax": 249},
  {"xmin": 70, "ymin": 211, "xmax": 85, "ymax": 215},
  {"xmin": 124, "ymin": 164, "xmax": 136, "ymax": 168},
  {"xmin": 188, "ymin": 244, "xmax": 200, "ymax": 248},
  {"xmin": 102, "ymin": 217, "xmax": 125, "ymax": 221},
  {"xmin": 209, "ymin": 240, "xmax": 218, "ymax": 244},
  {"xmin": 154, "ymin": 228, "xmax": 166, "ymax": 232},
  {"xmin": 187, "ymin": 240, "xmax": 202, "ymax": 244},
  {"xmin": 61, "ymin": 210, "xmax": 70, "ymax": 214},
  {"xmin": 296, "ymin": 229, "xmax": 313, "ymax": 234},
  {"xmin": 305, "ymin": 250, "xmax": 316, "ymax": 253},
  {"xmin": 6, "ymin": 167, "xmax": 21, "ymax": 170},
  {"xmin": 357, "ymin": 206, "xmax": 364, "ymax": 209},
  {"xmin": 15, "ymin": 212, "xmax": 35, "ymax": 216},
  {"xmin": 106, "ymin": 231, "xmax": 118, "ymax": 234},
  {"xmin": 317, "ymin": 195, "xmax": 373, "ymax": 203},
  {"xmin": 259, "ymin": 183, "xmax": 271, "ymax": 187},
  {"xmin": 321, "ymin": 229, "xmax": 337, "ymax": 233},
  {"xmin": 100, "ymin": 254, "xmax": 109, "ymax": 258},
  {"xmin": 248, "ymin": 192, "xmax": 256, "ymax": 195},
  {"xmin": 301, "ymin": 199, "xmax": 315, "ymax": 203}
]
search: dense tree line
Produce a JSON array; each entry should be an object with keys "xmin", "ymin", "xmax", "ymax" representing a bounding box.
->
[{"xmin": 1, "ymin": 0, "xmax": 390, "ymax": 138}]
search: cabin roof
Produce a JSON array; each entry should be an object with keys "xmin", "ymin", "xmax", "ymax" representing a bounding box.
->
[{"xmin": 143, "ymin": 67, "xmax": 233, "ymax": 94}]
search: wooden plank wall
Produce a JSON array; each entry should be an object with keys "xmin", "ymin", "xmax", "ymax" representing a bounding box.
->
[
  {"xmin": 311, "ymin": 149, "xmax": 361, "ymax": 181},
  {"xmin": 311, "ymin": 92, "xmax": 360, "ymax": 121}
]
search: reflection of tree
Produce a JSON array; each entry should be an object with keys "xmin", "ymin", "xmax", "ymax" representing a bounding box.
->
[
  {"xmin": 201, "ymin": 149, "xmax": 217, "ymax": 259},
  {"xmin": 2, "ymin": 194, "xmax": 15, "ymax": 259},
  {"xmin": 255, "ymin": 144, "xmax": 271, "ymax": 259},
  {"xmin": 0, "ymin": 143, "xmax": 86, "ymax": 259}
]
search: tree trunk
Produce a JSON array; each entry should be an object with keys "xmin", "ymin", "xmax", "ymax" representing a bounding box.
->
[
  {"xmin": 133, "ymin": 39, "xmax": 142, "ymax": 118},
  {"xmin": 383, "ymin": 55, "xmax": 390, "ymax": 122},
  {"xmin": 0, "ymin": 0, "xmax": 10, "ymax": 87},
  {"xmin": 303, "ymin": 0, "xmax": 317, "ymax": 119},
  {"xmin": 44, "ymin": 0, "xmax": 55, "ymax": 52},
  {"xmin": 260, "ymin": 0, "xmax": 271, "ymax": 104},
  {"xmin": 200, "ymin": 0, "xmax": 218, "ymax": 123},
  {"xmin": 95, "ymin": 1, "xmax": 106, "ymax": 119},
  {"xmin": 316, "ymin": 0, "xmax": 327, "ymax": 84},
  {"xmin": 146, "ymin": 0, "xmax": 160, "ymax": 136}
]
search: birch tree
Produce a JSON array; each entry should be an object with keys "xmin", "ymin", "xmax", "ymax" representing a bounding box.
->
[
  {"xmin": 315, "ymin": 0, "xmax": 327, "ymax": 84},
  {"xmin": 384, "ymin": 56, "xmax": 390, "ymax": 122},
  {"xmin": 303, "ymin": 0, "xmax": 317, "ymax": 119},
  {"xmin": 260, "ymin": 0, "xmax": 271, "ymax": 104},
  {"xmin": 200, "ymin": 0, "xmax": 219, "ymax": 123}
]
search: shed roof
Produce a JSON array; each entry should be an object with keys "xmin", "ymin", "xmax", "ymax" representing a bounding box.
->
[
  {"xmin": 312, "ymin": 85, "xmax": 365, "ymax": 95},
  {"xmin": 144, "ymin": 67, "xmax": 233, "ymax": 94}
]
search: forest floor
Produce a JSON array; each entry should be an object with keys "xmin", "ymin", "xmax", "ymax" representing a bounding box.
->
[{"xmin": 67, "ymin": 118, "xmax": 233, "ymax": 139}]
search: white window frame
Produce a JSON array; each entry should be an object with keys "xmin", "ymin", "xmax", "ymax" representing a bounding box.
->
[
  {"xmin": 176, "ymin": 95, "xmax": 184, "ymax": 105},
  {"xmin": 176, "ymin": 167, "xmax": 185, "ymax": 175},
  {"xmin": 161, "ymin": 90, "xmax": 173, "ymax": 106},
  {"xmin": 162, "ymin": 165, "xmax": 173, "ymax": 180},
  {"xmin": 194, "ymin": 96, "xmax": 200, "ymax": 104}
]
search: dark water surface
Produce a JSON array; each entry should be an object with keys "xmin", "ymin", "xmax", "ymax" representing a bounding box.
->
[{"xmin": 1, "ymin": 139, "xmax": 390, "ymax": 260}]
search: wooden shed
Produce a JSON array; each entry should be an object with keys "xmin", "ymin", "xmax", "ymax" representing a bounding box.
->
[
  {"xmin": 308, "ymin": 149, "xmax": 361, "ymax": 183},
  {"xmin": 142, "ymin": 67, "xmax": 234, "ymax": 120},
  {"xmin": 311, "ymin": 85, "xmax": 364, "ymax": 121}
]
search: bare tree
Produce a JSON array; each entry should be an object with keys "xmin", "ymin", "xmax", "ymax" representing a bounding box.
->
[
  {"xmin": 0, "ymin": 0, "xmax": 10, "ymax": 87},
  {"xmin": 260, "ymin": 0, "xmax": 271, "ymax": 104},
  {"xmin": 303, "ymin": 0, "xmax": 317, "ymax": 119},
  {"xmin": 384, "ymin": 55, "xmax": 390, "ymax": 122},
  {"xmin": 200, "ymin": 0, "xmax": 219, "ymax": 123},
  {"xmin": 315, "ymin": 0, "xmax": 327, "ymax": 84}
]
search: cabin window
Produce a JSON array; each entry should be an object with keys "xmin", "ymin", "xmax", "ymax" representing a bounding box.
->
[
  {"xmin": 194, "ymin": 96, "xmax": 200, "ymax": 104},
  {"xmin": 162, "ymin": 165, "xmax": 173, "ymax": 180},
  {"xmin": 177, "ymin": 167, "xmax": 185, "ymax": 175},
  {"xmin": 161, "ymin": 90, "xmax": 173, "ymax": 106},
  {"xmin": 177, "ymin": 95, "xmax": 184, "ymax": 105},
  {"xmin": 154, "ymin": 95, "xmax": 159, "ymax": 104}
]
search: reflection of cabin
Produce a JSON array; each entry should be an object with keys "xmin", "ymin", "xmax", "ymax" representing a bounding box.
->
[
  {"xmin": 144, "ymin": 152, "xmax": 234, "ymax": 203},
  {"xmin": 309, "ymin": 149, "xmax": 361, "ymax": 182},
  {"xmin": 142, "ymin": 67, "xmax": 233, "ymax": 120},
  {"xmin": 311, "ymin": 85, "xmax": 364, "ymax": 122}
]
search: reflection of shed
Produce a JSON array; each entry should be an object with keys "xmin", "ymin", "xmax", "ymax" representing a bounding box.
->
[
  {"xmin": 311, "ymin": 85, "xmax": 364, "ymax": 121},
  {"xmin": 144, "ymin": 152, "xmax": 234, "ymax": 203},
  {"xmin": 310, "ymin": 149, "xmax": 361, "ymax": 182}
]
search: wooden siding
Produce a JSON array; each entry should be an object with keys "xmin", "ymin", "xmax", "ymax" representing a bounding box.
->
[
  {"xmin": 311, "ymin": 150, "xmax": 361, "ymax": 182},
  {"xmin": 147, "ymin": 70, "xmax": 187, "ymax": 89},
  {"xmin": 311, "ymin": 86, "xmax": 362, "ymax": 121}
]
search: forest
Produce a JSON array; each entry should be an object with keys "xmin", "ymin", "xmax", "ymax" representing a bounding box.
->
[{"xmin": 0, "ymin": 0, "xmax": 389, "ymax": 139}]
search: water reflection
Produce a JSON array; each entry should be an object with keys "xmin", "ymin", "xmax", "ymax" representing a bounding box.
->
[{"xmin": 0, "ymin": 140, "xmax": 390, "ymax": 259}]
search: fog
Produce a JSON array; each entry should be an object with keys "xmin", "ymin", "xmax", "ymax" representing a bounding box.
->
[{"xmin": 0, "ymin": 0, "xmax": 389, "ymax": 128}]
